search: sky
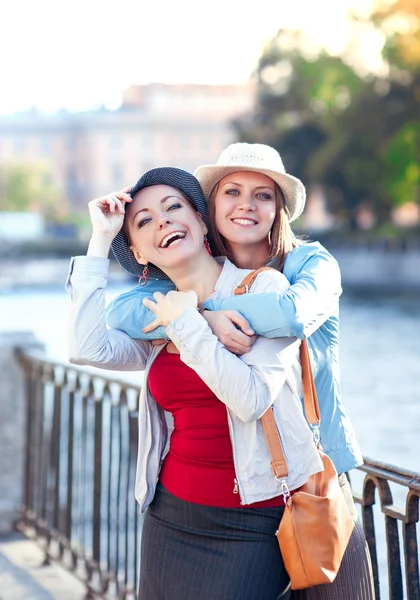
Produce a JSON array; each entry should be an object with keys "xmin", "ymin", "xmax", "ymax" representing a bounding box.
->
[{"xmin": 1, "ymin": 0, "xmax": 378, "ymax": 115}]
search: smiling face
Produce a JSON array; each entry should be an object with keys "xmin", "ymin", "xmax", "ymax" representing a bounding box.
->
[
  {"xmin": 211, "ymin": 171, "xmax": 277, "ymax": 256},
  {"xmin": 124, "ymin": 184, "xmax": 207, "ymax": 274}
]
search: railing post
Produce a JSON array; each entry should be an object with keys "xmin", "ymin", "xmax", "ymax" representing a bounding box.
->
[
  {"xmin": 92, "ymin": 382, "xmax": 104, "ymax": 593},
  {"xmin": 0, "ymin": 332, "xmax": 44, "ymax": 533},
  {"xmin": 356, "ymin": 459, "xmax": 420, "ymax": 600}
]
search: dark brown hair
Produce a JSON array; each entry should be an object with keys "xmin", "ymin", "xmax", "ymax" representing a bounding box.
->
[{"xmin": 207, "ymin": 180, "xmax": 300, "ymax": 271}]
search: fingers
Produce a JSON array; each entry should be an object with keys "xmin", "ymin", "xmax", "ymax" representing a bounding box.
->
[
  {"xmin": 142, "ymin": 297, "xmax": 158, "ymax": 314},
  {"xmin": 114, "ymin": 188, "xmax": 132, "ymax": 201},
  {"xmin": 224, "ymin": 331, "xmax": 256, "ymax": 355},
  {"xmin": 120, "ymin": 186, "xmax": 133, "ymax": 195},
  {"xmin": 224, "ymin": 311, "xmax": 254, "ymax": 336},
  {"xmin": 91, "ymin": 192, "xmax": 131, "ymax": 216},
  {"xmin": 142, "ymin": 293, "xmax": 170, "ymax": 332},
  {"xmin": 217, "ymin": 310, "xmax": 255, "ymax": 353},
  {"xmin": 108, "ymin": 190, "xmax": 132, "ymax": 213},
  {"xmin": 142, "ymin": 319, "xmax": 160, "ymax": 334},
  {"xmin": 153, "ymin": 291, "xmax": 165, "ymax": 302},
  {"xmin": 107, "ymin": 194, "xmax": 124, "ymax": 214}
]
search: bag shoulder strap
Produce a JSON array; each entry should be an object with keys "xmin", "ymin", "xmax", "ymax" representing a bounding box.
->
[
  {"xmin": 233, "ymin": 267, "xmax": 274, "ymax": 296},
  {"xmin": 234, "ymin": 268, "xmax": 321, "ymax": 480}
]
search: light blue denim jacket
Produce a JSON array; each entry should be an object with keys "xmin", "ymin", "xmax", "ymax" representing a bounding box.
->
[{"xmin": 106, "ymin": 241, "xmax": 363, "ymax": 474}]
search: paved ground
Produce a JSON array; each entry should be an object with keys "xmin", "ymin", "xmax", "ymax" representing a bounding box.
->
[{"xmin": 0, "ymin": 533, "xmax": 85, "ymax": 600}]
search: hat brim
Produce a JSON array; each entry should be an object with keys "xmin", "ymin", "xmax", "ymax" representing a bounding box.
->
[
  {"xmin": 194, "ymin": 164, "xmax": 306, "ymax": 222},
  {"xmin": 111, "ymin": 167, "xmax": 208, "ymax": 279}
]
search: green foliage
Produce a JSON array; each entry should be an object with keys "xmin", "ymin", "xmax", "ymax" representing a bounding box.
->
[
  {"xmin": 234, "ymin": 2, "xmax": 420, "ymax": 228},
  {"xmin": 0, "ymin": 162, "xmax": 66, "ymax": 223},
  {"xmin": 383, "ymin": 122, "xmax": 420, "ymax": 205},
  {"xmin": 371, "ymin": 0, "xmax": 420, "ymax": 73}
]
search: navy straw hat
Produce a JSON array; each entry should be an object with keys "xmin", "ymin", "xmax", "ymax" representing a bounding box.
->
[{"xmin": 111, "ymin": 166, "xmax": 208, "ymax": 279}]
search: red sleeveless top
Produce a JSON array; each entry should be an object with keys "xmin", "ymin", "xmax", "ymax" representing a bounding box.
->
[{"xmin": 148, "ymin": 345, "xmax": 285, "ymax": 508}]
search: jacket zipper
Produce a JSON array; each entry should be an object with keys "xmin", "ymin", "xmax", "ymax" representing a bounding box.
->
[
  {"xmin": 225, "ymin": 408, "xmax": 244, "ymax": 503},
  {"xmin": 140, "ymin": 345, "xmax": 167, "ymax": 512}
]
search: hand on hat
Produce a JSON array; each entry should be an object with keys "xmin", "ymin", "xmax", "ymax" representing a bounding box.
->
[
  {"xmin": 88, "ymin": 187, "xmax": 132, "ymax": 241},
  {"xmin": 142, "ymin": 290, "xmax": 198, "ymax": 331}
]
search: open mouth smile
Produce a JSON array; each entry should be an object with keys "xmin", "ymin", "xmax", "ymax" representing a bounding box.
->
[
  {"xmin": 159, "ymin": 231, "xmax": 186, "ymax": 248},
  {"xmin": 231, "ymin": 218, "xmax": 258, "ymax": 227}
]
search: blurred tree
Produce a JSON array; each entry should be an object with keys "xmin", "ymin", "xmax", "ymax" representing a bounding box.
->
[
  {"xmin": 371, "ymin": 0, "xmax": 420, "ymax": 72},
  {"xmin": 0, "ymin": 162, "xmax": 66, "ymax": 223},
  {"xmin": 234, "ymin": 31, "xmax": 365, "ymax": 184},
  {"xmin": 384, "ymin": 122, "xmax": 420, "ymax": 205},
  {"xmin": 327, "ymin": 0, "xmax": 420, "ymax": 222},
  {"xmin": 235, "ymin": 1, "xmax": 420, "ymax": 229}
]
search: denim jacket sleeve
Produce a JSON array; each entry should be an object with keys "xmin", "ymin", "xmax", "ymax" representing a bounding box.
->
[
  {"xmin": 203, "ymin": 242, "xmax": 342, "ymax": 339},
  {"xmin": 105, "ymin": 279, "xmax": 176, "ymax": 340}
]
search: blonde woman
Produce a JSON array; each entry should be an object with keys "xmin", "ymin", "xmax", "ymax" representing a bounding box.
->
[{"xmin": 106, "ymin": 144, "xmax": 375, "ymax": 600}]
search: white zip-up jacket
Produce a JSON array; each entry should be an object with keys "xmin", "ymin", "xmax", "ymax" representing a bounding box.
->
[{"xmin": 66, "ymin": 255, "xmax": 323, "ymax": 512}]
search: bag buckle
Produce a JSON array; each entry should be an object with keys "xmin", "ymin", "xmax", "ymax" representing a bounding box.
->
[
  {"xmin": 276, "ymin": 480, "xmax": 290, "ymax": 504},
  {"xmin": 236, "ymin": 284, "xmax": 249, "ymax": 294},
  {"xmin": 311, "ymin": 424, "xmax": 321, "ymax": 447}
]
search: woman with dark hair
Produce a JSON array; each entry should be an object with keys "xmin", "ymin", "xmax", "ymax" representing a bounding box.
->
[
  {"xmin": 67, "ymin": 166, "xmax": 324, "ymax": 600},
  {"xmin": 106, "ymin": 144, "xmax": 375, "ymax": 600}
]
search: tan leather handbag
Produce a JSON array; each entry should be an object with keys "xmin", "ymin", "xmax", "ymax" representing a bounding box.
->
[{"xmin": 235, "ymin": 269, "xmax": 355, "ymax": 590}]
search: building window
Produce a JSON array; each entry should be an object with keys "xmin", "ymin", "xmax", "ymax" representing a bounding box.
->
[
  {"xmin": 43, "ymin": 172, "xmax": 52, "ymax": 186},
  {"xmin": 110, "ymin": 134, "xmax": 123, "ymax": 150},
  {"xmin": 141, "ymin": 133, "xmax": 154, "ymax": 150},
  {"xmin": 65, "ymin": 136, "xmax": 76, "ymax": 151},
  {"xmin": 113, "ymin": 164, "xmax": 123, "ymax": 188},
  {"xmin": 14, "ymin": 136, "xmax": 26, "ymax": 154},
  {"xmin": 66, "ymin": 166, "xmax": 78, "ymax": 199},
  {"xmin": 110, "ymin": 134, "xmax": 124, "ymax": 165},
  {"xmin": 39, "ymin": 136, "xmax": 51, "ymax": 155}
]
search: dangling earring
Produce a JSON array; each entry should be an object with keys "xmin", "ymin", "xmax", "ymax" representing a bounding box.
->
[
  {"xmin": 138, "ymin": 265, "xmax": 149, "ymax": 286},
  {"xmin": 204, "ymin": 235, "xmax": 212, "ymax": 255}
]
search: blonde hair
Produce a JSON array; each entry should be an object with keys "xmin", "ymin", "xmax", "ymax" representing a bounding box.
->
[{"xmin": 207, "ymin": 180, "xmax": 299, "ymax": 271}]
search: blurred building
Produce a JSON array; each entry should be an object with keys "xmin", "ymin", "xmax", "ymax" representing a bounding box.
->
[
  {"xmin": 0, "ymin": 211, "xmax": 45, "ymax": 242},
  {"xmin": 0, "ymin": 82, "xmax": 255, "ymax": 209},
  {"xmin": 300, "ymin": 185, "xmax": 335, "ymax": 232}
]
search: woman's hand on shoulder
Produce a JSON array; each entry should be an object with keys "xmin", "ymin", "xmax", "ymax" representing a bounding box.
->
[
  {"xmin": 202, "ymin": 310, "xmax": 256, "ymax": 355},
  {"xmin": 142, "ymin": 290, "xmax": 198, "ymax": 330},
  {"xmin": 88, "ymin": 187, "xmax": 132, "ymax": 241}
]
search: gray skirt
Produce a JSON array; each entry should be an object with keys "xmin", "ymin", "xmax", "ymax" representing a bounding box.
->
[
  {"xmin": 139, "ymin": 482, "xmax": 290, "ymax": 600},
  {"xmin": 139, "ymin": 476, "xmax": 375, "ymax": 600}
]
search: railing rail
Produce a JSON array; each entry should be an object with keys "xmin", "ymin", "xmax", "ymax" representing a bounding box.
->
[
  {"xmin": 15, "ymin": 350, "xmax": 420, "ymax": 599},
  {"xmin": 17, "ymin": 350, "xmax": 142, "ymax": 599},
  {"xmin": 353, "ymin": 459, "xmax": 420, "ymax": 600}
]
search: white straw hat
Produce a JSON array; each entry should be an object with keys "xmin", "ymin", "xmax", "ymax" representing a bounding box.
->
[{"xmin": 194, "ymin": 143, "xmax": 306, "ymax": 222}]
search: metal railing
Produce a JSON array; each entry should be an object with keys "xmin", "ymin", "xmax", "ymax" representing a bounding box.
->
[
  {"xmin": 16, "ymin": 351, "xmax": 420, "ymax": 599},
  {"xmin": 354, "ymin": 460, "xmax": 420, "ymax": 600},
  {"xmin": 17, "ymin": 351, "xmax": 141, "ymax": 599}
]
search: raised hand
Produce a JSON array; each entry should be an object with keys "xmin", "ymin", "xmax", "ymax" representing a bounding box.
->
[
  {"xmin": 87, "ymin": 187, "xmax": 132, "ymax": 257},
  {"xmin": 88, "ymin": 187, "xmax": 132, "ymax": 240}
]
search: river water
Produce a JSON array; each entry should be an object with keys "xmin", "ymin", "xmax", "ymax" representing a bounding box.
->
[
  {"xmin": 1, "ymin": 282, "xmax": 419, "ymax": 596},
  {"xmin": 1, "ymin": 283, "xmax": 418, "ymax": 468}
]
